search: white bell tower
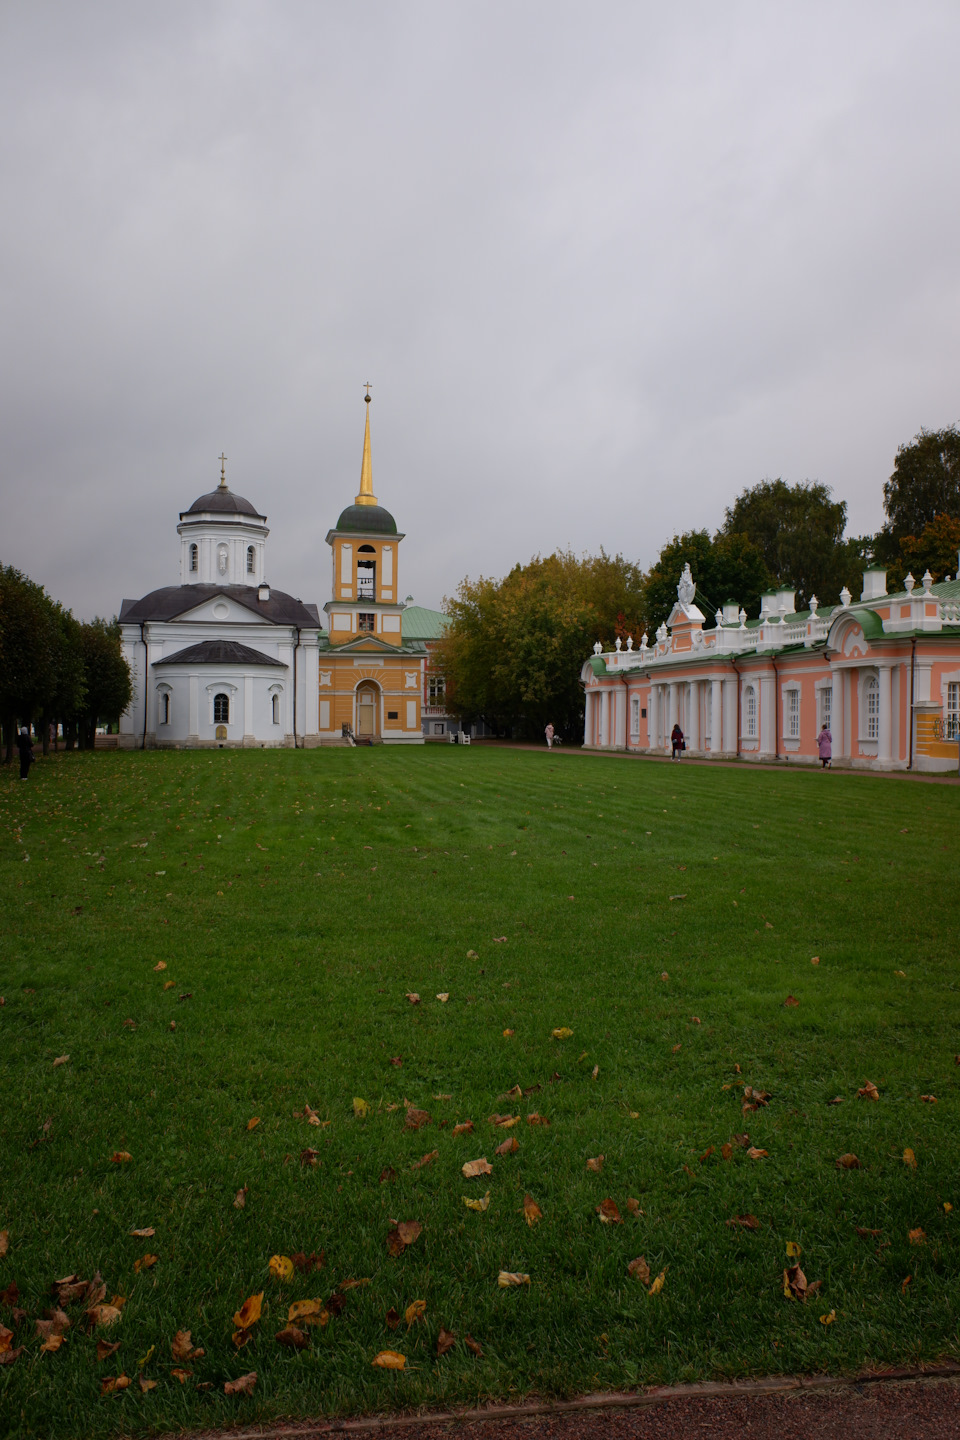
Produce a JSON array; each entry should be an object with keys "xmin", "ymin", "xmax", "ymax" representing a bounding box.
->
[{"xmin": 177, "ymin": 454, "xmax": 269, "ymax": 586}]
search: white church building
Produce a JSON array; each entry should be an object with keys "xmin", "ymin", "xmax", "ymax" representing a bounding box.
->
[{"xmin": 118, "ymin": 463, "xmax": 322, "ymax": 748}]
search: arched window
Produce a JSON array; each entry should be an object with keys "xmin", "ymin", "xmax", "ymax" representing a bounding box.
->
[
  {"xmin": 744, "ymin": 685, "xmax": 757, "ymax": 738},
  {"xmin": 189, "ymin": 543, "xmax": 198, "ymax": 572},
  {"xmin": 272, "ymin": 693, "xmax": 280, "ymax": 725},
  {"xmin": 214, "ymin": 693, "xmax": 229, "ymax": 725},
  {"xmin": 865, "ymin": 676, "xmax": 879, "ymax": 739},
  {"xmin": 161, "ymin": 693, "xmax": 170, "ymax": 725},
  {"xmin": 247, "ymin": 546, "xmax": 256, "ymax": 574}
]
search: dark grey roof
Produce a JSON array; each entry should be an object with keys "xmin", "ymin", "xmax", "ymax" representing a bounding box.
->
[
  {"xmin": 119, "ymin": 585, "xmax": 320, "ymax": 626},
  {"xmin": 154, "ymin": 640, "xmax": 286, "ymax": 668},
  {"xmin": 181, "ymin": 486, "xmax": 265, "ymax": 519},
  {"xmin": 334, "ymin": 503, "xmax": 397, "ymax": 535}
]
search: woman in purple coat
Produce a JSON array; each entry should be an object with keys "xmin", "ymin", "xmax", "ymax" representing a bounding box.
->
[{"xmin": 818, "ymin": 723, "xmax": 832, "ymax": 769}]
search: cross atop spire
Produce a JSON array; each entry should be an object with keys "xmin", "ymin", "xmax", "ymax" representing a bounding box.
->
[
  {"xmin": 218, "ymin": 452, "xmax": 228, "ymax": 489},
  {"xmin": 355, "ymin": 387, "xmax": 377, "ymax": 506}
]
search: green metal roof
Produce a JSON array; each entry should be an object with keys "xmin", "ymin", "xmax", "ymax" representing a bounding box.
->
[{"xmin": 401, "ymin": 605, "xmax": 448, "ymax": 642}]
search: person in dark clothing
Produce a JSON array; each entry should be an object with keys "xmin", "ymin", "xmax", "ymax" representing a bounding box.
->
[
  {"xmin": 671, "ymin": 722, "xmax": 684, "ymax": 760},
  {"xmin": 17, "ymin": 727, "xmax": 34, "ymax": 779}
]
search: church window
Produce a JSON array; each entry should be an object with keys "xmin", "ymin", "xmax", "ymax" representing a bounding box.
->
[
  {"xmin": 630, "ymin": 696, "xmax": 640, "ymax": 737},
  {"xmin": 272, "ymin": 693, "xmax": 280, "ymax": 725},
  {"xmin": 357, "ymin": 545, "xmax": 376, "ymax": 598},
  {"xmin": 744, "ymin": 685, "xmax": 757, "ymax": 738},
  {"xmin": 358, "ymin": 613, "xmax": 375, "ymax": 633},
  {"xmin": 428, "ymin": 673, "xmax": 445, "ymax": 702},
  {"xmin": 247, "ymin": 546, "xmax": 256, "ymax": 574},
  {"xmin": 865, "ymin": 676, "xmax": 879, "ymax": 739},
  {"xmin": 214, "ymin": 693, "xmax": 230, "ymax": 725},
  {"xmin": 786, "ymin": 687, "xmax": 800, "ymax": 738},
  {"xmin": 388, "ymin": 710, "xmax": 399, "ymax": 720},
  {"xmin": 189, "ymin": 543, "xmax": 198, "ymax": 572},
  {"xmin": 160, "ymin": 693, "xmax": 170, "ymax": 725},
  {"xmin": 819, "ymin": 686, "xmax": 832, "ymax": 731},
  {"xmin": 947, "ymin": 682, "xmax": 960, "ymax": 740}
]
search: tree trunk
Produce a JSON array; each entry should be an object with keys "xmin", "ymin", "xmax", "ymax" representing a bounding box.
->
[{"xmin": 41, "ymin": 716, "xmax": 50, "ymax": 756}]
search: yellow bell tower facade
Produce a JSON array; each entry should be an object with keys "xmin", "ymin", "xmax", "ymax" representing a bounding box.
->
[{"xmin": 317, "ymin": 391, "xmax": 426, "ymax": 743}]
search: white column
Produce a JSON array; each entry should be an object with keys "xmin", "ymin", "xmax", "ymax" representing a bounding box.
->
[
  {"xmin": 243, "ymin": 675, "xmax": 254, "ymax": 744},
  {"xmin": 604, "ymin": 689, "xmax": 613, "ymax": 747},
  {"xmin": 759, "ymin": 673, "xmax": 775, "ymax": 755},
  {"xmin": 711, "ymin": 678, "xmax": 723, "ymax": 753},
  {"xmin": 616, "ymin": 687, "xmax": 627, "ymax": 747},
  {"xmin": 878, "ymin": 665, "xmax": 892, "ymax": 765},
  {"xmin": 598, "ymin": 690, "xmax": 606, "ymax": 747},
  {"xmin": 648, "ymin": 686, "xmax": 657, "ymax": 748},
  {"xmin": 188, "ymin": 676, "xmax": 199, "ymax": 742},
  {"xmin": 583, "ymin": 691, "xmax": 592, "ymax": 747},
  {"xmin": 687, "ymin": 681, "xmax": 700, "ymax": 751},
  {"xmin": 668, "ymin": 683, "xmax": 678, "ymax": 732}
]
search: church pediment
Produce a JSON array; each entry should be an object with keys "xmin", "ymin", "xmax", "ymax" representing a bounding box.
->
[
  {"xmin": 666, "ymin": 600, "xmax": 705, "ymax": 629},
  {"xmin": 175, "ymin": 593, "xmax": 273, "ymax": 625}
]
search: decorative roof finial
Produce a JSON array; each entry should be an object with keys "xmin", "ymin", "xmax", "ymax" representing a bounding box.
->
[
  {"xmin": 218, "ymin": 452, "xmax": 228, "ymax": 489},
  {"xmin": 355, "ymin": 385, "xmax": 377, "ymax": 507}
]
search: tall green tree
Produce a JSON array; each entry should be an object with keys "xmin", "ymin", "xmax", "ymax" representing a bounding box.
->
[
  {"xmin": 719, "ymin": 479, "xmax": 848, "ymax": 610},
  {"xmin": 642, "ymin": 530, "xmax": 772, "ymax": 632},
  {"xmin": 438, "ymin": 549, "xmax": 642, "ymax": 739},
  {"xmin": 76, "ymin": 618, "xmax": 131, "ymax": 748},
  {"xmin": 0, "ymin": 564, "xmax": 60, "ymax": 760},
  {"xmin": 880, "ymin": 426, "xmax": 960, "ymax": 551}
]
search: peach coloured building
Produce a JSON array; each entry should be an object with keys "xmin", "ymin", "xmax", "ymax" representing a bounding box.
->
[{"xmin": 581, "ymin": 562, "xmax": 960, "ymax": 773}]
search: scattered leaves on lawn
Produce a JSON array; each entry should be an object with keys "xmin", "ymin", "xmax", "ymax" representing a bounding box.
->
[
  {"xmin": 40, "ymin": 1333, "xmax": 66, "ymax": 1353},
  {"xmin": 100, "ymin": 1374, "xmax": 131, "ymax": 1394},
  {"xmin": 153, "ymin": 962, "xmax": 167, "ymax": 972},
  {"xmin": 436, "ymin": 993, "xmax": 450, "ymax": 1003},
  {"xmin": 436, "ymin": 1327, "xmax": 456, "ymax": 1356},
  {"xmin": 648, "ymin": 1270, "xmax": 666, "ymax": 1296},
  {"xmin": 496, "ymin": 1136, "xmax": 519, "ymax": 1156},
  {"xmin": 405, "ymin": 1300, "xmax": 426, "ymax": 1326},
  {"xmin": 387, "ymin": 1221, "xmax": 422, "ymax": 1256},
  {"xmin": 858, "ymin": 1081, "xmax": 880, "ymax": 1101},
  {"xmin": 269, "ymin": 1255, "xmax": 294, "ymax": 1281},
  {"xmin": 385, "ymin": 1307, "xmax": 400, "ymax": 1330},
  {"xmin": 170, "ymin": 1366, "xmax": 193, "ymax": 1383},
  {"xmin": 378, "ymin": 1166, "xmax": 396, "ymax": 1184},
  {"xmin": 820, "ymin": 1310, "xmax": 836, "ymax": 1326},
  {"xmin": 523, "ymin": 1194, "xmax": 543, "ymax": 1226},
  {"xmin": 465, "ymin": 1333, "xmax": 483, "ymax": 1356},
  {"xmin": 856, "ymin": 1227, "xmax": 882, "ymax": 1239},
  {"xmin": 551, "ymin": 1028, "xmax": 573, "ymax": 1040},
  {"xmin": 411, "ymin": 1150, "xmax": 439, "ymax": 1171},
  {"xmin": 503, "ymin": 1029, "xmax": 515, "ymax": 1037},
  {"xmin": 597, "ymin": 1198, "xmax": 623, "ymax": 1225},
  {"xmin": 909, "ymin": 1228, "xmax": 926, "ymax": 1246},
  {"xmin": 0, "ymin": 1233, "xmax": 7, "ymax": 1257},
  {"xmin": 462, "ymin": 1158, "xmax": 493, "ymax": 1179},
  {"xmin": 353, "ymin": 1098, "xmax": 370, "ymax": 1118},
  {"xmin": 784, "ymin": 995, "xmax": 799, "ymax": 1007},
  {"xmin": 224, "ymin": 1371, "xmax": 257, "ymax": 1394},
  {"xmin": 276, "ymin": 1325, "xmax": 309, "ymax": 1350},
  {"xmin": 372, "ymin": 1350, "xmax": 405, "ymax": 1369},
  {"xmin": 627, "ymin": 1256, "xmax": 650, "ymax": 1283},
  {"xmin": 452, "ymin": 1121, "xmax": 474, "ymax": 1136},
  {"xmin": 52, "ymin": 1055, "xmax": 69, "ymax": 1067},
  {"xmin": 287, "ymin": 1299, "xmax": 328, "ymax": 1325},
  {"xmin": 133, "ymin": 1254, "xmax": 158, "ymax": 1274},
  {"xmin": 96, "ymin": 1340, "xmax": 121, "ymax": 1361},
  {"xmin": 111, "ymin": 1152, "xmax": 132, "ymax": 1164},
  {"xmin": 463, "ymin": 1192, "xmax": 491, "ymax": 1212},
  {"xmin": 406, "ymin": 993, "xmax": 421, "ymax": 1005},
  {"xmin": 300, "ymin": 1148, "xmax": 319, "ymax": 1168},
  {"xmin": 405, "ymin": 1105, "xmax": 432, "ymax": 1130},
  {"xmin": 921, "ymin": 1094, "xmax": 938, "ymax": 1104},
  {"xmin": 246, "ymin": 1117, "xmax": 260, "ymax": 1131},
  {"xmin": 232, "ymin": 1292, "xmax": 263, "ymax": 1347},
  {"xmin": 901, "ymin": 1275, "xmax": 912, "ymax": 1293},
  {"xmin": 586, "ymin": 1156, "xmax": 604, "ymax": 1172},
  {"xmin": 527, "ymin": 1112, "xmax": 549, "ymax": 1126},
  {"xmin": 726, "ymin": 1214, "xmax": 760, "ymax": 1231},
  {"xmin": 489, "ymin": 1113, "xmax": 521, "ymax": 1128},
  {"xmin": 786, "ymin": 1241, "xmax": 802, "ymax": 1259},
  {"xmin": 783, "ymin": 1264, "xmax": 808, "ymax": 1301},
  {"xmin": 138, "ymin": 1375, "xmax": 157, "ymax": 1393},
  {"xmin": 497, "ymin": 1272, "xmax": 530, "ymax": 1288},
  {"xmin": 904, "ymin": 1148, "xmax": 917, "ymax": 1169},
  {"xmin": 233, "ymin": 1186, "xmax": 249, "ymax": 1208},
  {"xmin": 87, "ymin": 1305, "xmax": 122, "ymax": 1329},
  {"xmin": 171, "ymin": 1329, "xmax": 203, "ymax": 1360},
  {"xmin": 836, "ymin": 1154, "xmax": 861, "ymax": 1169},
  {"xmin": 747, "ymin": 1147, "xmax": 768, "ymax": 1160},
  {"xmin": 129, "ymin": 1227, "xmax": 155, "ymax": 1238}
]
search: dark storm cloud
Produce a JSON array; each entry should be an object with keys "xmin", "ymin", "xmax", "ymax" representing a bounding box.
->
[{"xmin": 2, "ymin": 2, "xmax": 959, "ymax": 619}]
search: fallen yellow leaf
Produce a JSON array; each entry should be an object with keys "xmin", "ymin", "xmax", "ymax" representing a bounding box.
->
[
  {"xmin": 463, "ymin": 1192, "xmax": 491, "ymax": 1212},
  {"xmin": 523, "ymin": 1194, "xmax": 543, "ymax": 1226},
  {"xmin": 786, "ymin": 1241, "xmax": 802, "ymax": 1259},
  {"xmin": 404, "ymin": 1299, "xmax": 426, "ymax": 1325},
  {"xmin": 111, "ymin": 1152, "xmax": 132, "ymax": 1164},
  {"xmin": 232, "ymin": 1293, "xmax": 263, "ymax": 1330},
  {"xmin": 497, "ymin": 1271, "xmax": 530, "ymax": 1287},
  {"xmin": 372, "ymin": 1350, "xmax": 406, "ymax": 1369},
  {"xmin": 133, "ymin": 1254, "xmax": 158, "ymax": 1274},
  {"xmin": 246, "ymin": 1117, "xmax": 260, "ymax": 1131},
  {"xmin": 908, "ymin": 1228, "xmax": 926, "ymax": 1245},
  {"xmin": 269, "ymin": 1255, "xmax": 294, "ymax": 1280},
  {"xmin": 436, "ymin": 993, "xmax": 450, "ymax": 1003},
  {"xmin": 551, "ymin": 1027, "xmax": 573, "ymax": 1040},
  {"xmin": 903, "ymin": 1148, "xmax": 917, "ymax": 1169},
  {"xmin": 820, "ymin": 1310, "xmax": 836, "ymax": 1325},
  {"xmin": 52, "ymin": 1055, "xmax": 69, "ymax": 1067},
  {"xmin": 462, "ymin": 1158, "xmax": 493, "ymax": 1179},
  {"xmin": 648, "ymin": 1270, "xmax": 666, "ymax": 1296},
  {"xmin": 353, "ymin": 1098, "xmax": 369, "ymax": 1118}
]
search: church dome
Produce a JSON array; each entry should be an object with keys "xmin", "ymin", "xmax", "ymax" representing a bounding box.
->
[
  {"xmin": 182, "ymin": 487, "xmax": 264, "ymax": 519},
  {"xmin": 335, "ymin": 502, "xmax": 397, "ymax": 534}
]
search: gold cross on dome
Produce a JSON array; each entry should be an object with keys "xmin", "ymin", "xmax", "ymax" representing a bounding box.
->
[
  {"xmin": 363, "ymin": 382, "xmax": 372, "ymax": 399},
  {"xmin": 218, "ymin": 452, "xmax": 227, "ymax": 486}
]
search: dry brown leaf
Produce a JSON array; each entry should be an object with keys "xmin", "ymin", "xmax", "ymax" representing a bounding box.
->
[
  {"xmin": 170, "ymin": 1366, "xmax": 193, "ymax": 1383},
  {"xmin": 436, "ymin": 993, "xmax": 450, "ymax": 1003},
  {"xmin": 372, "ymin": 1350, "xmax": 406, "ymax": 1369},
  {"xmin": 836, "ymin": 1153, "xmax": 861, "ymax": 1169},
  {"xmin": 496, "ymin": 1136, "xmax": 519, "ymax": 1156},
  {"xmin": 111, "ymin": 1152, "xmax": 132, "ymax": 1164},
  {"xmin": 171, "ymin": 1329, "xmax": 204, "ymax": 1360},
  {"xmin": 858, "ymin": 1081, "xmax": 880, "ymax": 1101},
  {"xmin": 0, "ymin": 1345, "xmax": 24, "ymax": 1366},
  {"xmin": 129, "ymin": 1227, "xmax": 155, "ymax": 1238},
  {"xmin": 87, "ymin": 1305, "xmax": 122, "ymax": 1329},
  {"xmin": 462, "ymin": 1158, "xmax": 493, "ymax": 1179},
  {"xmin": 385, "ymin": 1307, "xmax": 400, "ymax": 1329},
  {"xmin": 378, "ymin": 1166, "xmax": 396, "ymax": 1183},
  {"xmin": 246, "ymin": 1117, "xmax": 260, "ymax": 1132},
  {"xmin": 387, "ymin": 1220, "xmax": 422, "ymax": 1256},
  {"xmin": 0, "ymin": 1233, "xmax": 8, "ymax": 1257},
  {"xmin": 36, "ymin": 1310, "xmax": 71, "ymax": 1339},
  {"xmin": 465, "ymin": 1332, "xmax": 483, "ymax": 1356},
  {"xmin": 527, "ymin": 1112, "xmax": 549, "ymax": 1126},
  {"xmin": 627, "ymin": 1256, "xmax": 650, "ymax": 1283},
  {"xmin": 96, "ymin": 1339, "xmax": 121, "ymax": 1361},
  {"xmin": 138, "ymin": 1375, "xmax": 158, "ymax": 1392},
  {"xmin": 856, "ymin": 1226, "xmax": 882, "ymax": 1239},
  {"xmin": 921, "ymin": 1094, "xmax": 938, "ymax": 1104},
  {"xmin": 405, "ymin": 1299, "xmax": 427, "ymax": 1326},
  {"xmin": 784, "ymin": 995, "xmax": 799, "ymax": 1007},
  {"xmin": 586, "ymin": 1156, "xmax": 604, "ymax": 1172},
  {"xmin": 452, "ymin": 1120, "xmax": 474, "ymax": 1136},
  {"xmin": 901, "ymin": 1275, "xmax": 912, "ymax": 1293},
  {"xmin": 411, "ymin": 1150, "xmax": 438, "ymax": 1171},
  {"xmin": 903, "ymin": 1148, "xmax": 917, "ymax": 1168},
  {"xmin": 232, "ymin": 1293, "xmax": 263, "ymax": 1331},
  {"xmin": 406, "ymin": 993, "xmax": 421, "ymax": 1005},
  {"xmin": 233, "ymin": 1186, "xmax": 249, "ymax": 1208},
  {"xmin": 463, "ymin": 1191, "xmax": 491, "ymax": 1212},
  {"xmin": 497, "ymin": 1271, "xmax": 530, "ymax": 1287},
  {"xmin": 720, "ymin": 1142, "xmax": 733, "ymax": 1161},
  {"xmin": 783, "ymin": 1264, "xmax": 808, "ymax": 1300},
  {"xmin": 275, "ymin": 1324, "xmax": 309, "ymax": 1350},
  {"xmin": 503, "ymin": 1029, "xmax": 515, "ymax": 1037},
  {"xmin": 52, "ymin": 1055, "xmax": 69, "ymax": 1067},
  {"xmin": 153, "ymin": 961, "xmax": 167, "ymax": 971},
  {"xmin": 523, "ymin": 1194, "xmax": 543, "ymax": 1226},
  {"xmin": 405, "ymin": 1105, "xmax": 432, "ymax": 1130},
  {"xmin": 699, "ymin": 1146, "xmax": 715, "ymax": 1162},
  {"xmin": 224, "ymin": 1371, "xmax": 257, "ymax": 1394},
  {"xmin": 269, "ymin": 1255, "xmax": 294, "ymax": 1281},
  {"xmin": 726, "ymin": 1214, "xmax": 760, "ymax": 1231},
  {"xmin": 291, "ymin": 1251, "xmax": 324, "ymax": 1273},
  {"xmin": 436, "ymin": 1326, "xmax": 456, "ymax": 1356},
  {"xmin": 133, "ymin": 1254, "xmax": 158, "ymax": 1274},
  {"xmin": 648, "ymin": 1270, "xmax": 666, "ymax": 1296},
  {"xmin": 597, "ymin": 1198, "xmax": 623, "ymax": 1225},
  {"xmin": 909, "ymin": 1228, "xmax": 926, "ymax": 1245},
  {"xmin": 100, "ymin": 1374, "xmax": 131, "ymax": 1395},
  {"xmin": 747, "ymin": 1147, "xmax": 768, "ymax": 1160},
  {"xmin": 300, "ymin": 1148, "xmax": 320, "ymax": 1168},
  {"xmin": 626, "ymin": 1197, "xmax": 643, "ymax": 1216},
  {"xmin": 40, "ymin": 1333, "xmax": 66, "ymax": 1353},
  {"xmin": 489, "ymin": 1113, "xmax": 520, "ymax": 1128},
  {"xmin": 340, "ymin": 1278, "xmax": 371, "ymax": 1291}
]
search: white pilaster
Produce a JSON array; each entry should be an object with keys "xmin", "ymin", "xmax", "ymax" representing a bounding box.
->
[
  {"xmin": 687, "ymin": 680, "xmax": 700, "ymax": 751},
  {"xmin": 711, "ymin": 678, "xmax": 723, "ymax": 753},
  {"xmin": 877, "ymin": 664, "xmax": 892, "ymax": 764}
]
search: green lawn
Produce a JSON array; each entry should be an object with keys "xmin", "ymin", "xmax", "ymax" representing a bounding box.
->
[{"xmin": 1, "ymin": 745, "xmax": 958, "ymax": 1438}]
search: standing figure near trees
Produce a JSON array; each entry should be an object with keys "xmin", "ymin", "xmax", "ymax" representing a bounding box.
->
[
  {"xmin": 818, "ymin": 723, "xmax": 832, "ymax": 769},
  {"xmin": 545, "ymin": 722, "xmax": 555, "ymax": 749},
  {"xmin": 17, "ymin": 727, "xmax": 34, "ymax": 779},
  {"xmin": 671, "ymin": 722, "xmax": 684, "ymax": 760}
]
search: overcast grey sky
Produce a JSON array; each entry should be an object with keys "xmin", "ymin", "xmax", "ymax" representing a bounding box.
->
[{"xmin": 2, "ymin": 2, "xmax": 959, "ymax": 620}]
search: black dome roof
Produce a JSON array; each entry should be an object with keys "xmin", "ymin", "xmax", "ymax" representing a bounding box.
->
[
  {"xmin": 182, "ymin": 487, "xmax": 264, "ymax": 518},
  {"xmin": 335, "ymin": 503, "xmax": 397, "ymax": 535}
]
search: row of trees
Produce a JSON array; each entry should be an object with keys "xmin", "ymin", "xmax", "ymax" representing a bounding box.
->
[
  {"xmin": 439, "ymin": 425, "xmax": 960, "ymax": 739},
  {"xmin": 0, "ymin": 565, "xmax": 132, "ymax": 762}
]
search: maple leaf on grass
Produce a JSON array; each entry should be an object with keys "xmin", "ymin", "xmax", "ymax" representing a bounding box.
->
[
  {"xmin": 276, "ymin": 1324, "xmax": 309, "ymax": 1349},
  {"xmin": 836, "ymin": 1154, "xmax": 861, "ymax": 1169},
  {"xmin": 462, "ymin": 1158, "xmax": 493, "ymax": 1179},
  {"xmin": 523, "ymin": 1194, "xmax": 543, "ymax": 1226},
  {"xmin": 224, "ymin": 1371, "xmax": 257, "ymax": 1394},
  {"xmin": 586, "ymin": 1156, "xmax": 604, "ymax": 1172},
  {"xmin": 372, "ymin": 1350, "xmax": 406, "ymax": 1369},
  {"xmin": 133, "ymin": 1254, "xmax": 158, "ymax": 1273},
  {"xmin": 405, "ymin": 1299, "xmax": 426, "ymax": 1326},
  {"xmin": 96, "ymin": 1339, "xmax": 121, "ymax": 1361},
  {"xmin": 101, "ymin": 1374, "xmax": 131, "ymax": 1395},
  {"xmin": 404, "ymin": 1105, "xmax": 432, "ymax": 1130},
  {"xmin": 464, "ymin": 1192, "xmax": 491, "ymax": 1212},
  {"xmin": 269, "ymin": 1255, "xmax": 294, "ymax": 1280},
  {"xmin": 726, "ymin": 1214, "xmax": 760, "ymax": 1231},
  {"xmin": 597, "ymin": 1198, "xmax": 623, "ymax": 1224},
  {"xmin": 436, "ymin": 1327, "xmax": 456, "ymax": 1356},
  {"xmin": 496, "ymin": 1136, "xmax": 519, "ymax": 1156},
  {"xmin": 465, "ymin": 1333, "xmax": 483, "ymax": 1356},
  {"xmin": 858, "ymin": 1081, "xmax": 880, "ymax": 1101},
  {"xmin": 387, "ymin": 1220, "xmax": 422, "ymax": 1257},
  {"xmin": 452, "ymin": 1121, "xmax": 474, "ymax": 1137},
  {"xmin": 171, "ymin": 1329, "xmax": 204, "ymax": 1360}
]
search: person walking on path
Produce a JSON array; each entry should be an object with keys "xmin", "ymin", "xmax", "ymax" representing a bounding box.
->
[
  {"xmin": 818, "ymin": 722, "xmax": 832, "ymax": 769},
  {"xmin": 545, "ymin": 722, "xmax": 555, "ymax": 749},
  {"xmin": 671, "ymin": 722, "xmax": 684, "ymax": 760},
  {"xmin": 17, "ymin": 727, "xmax": 35, "ymax": 780}
]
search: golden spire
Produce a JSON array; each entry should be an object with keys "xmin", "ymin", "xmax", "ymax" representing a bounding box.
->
[{"xmin": 355, "ymin": 384, "xmax": 377, "ymax": 506}]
